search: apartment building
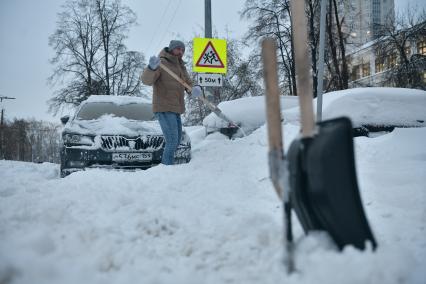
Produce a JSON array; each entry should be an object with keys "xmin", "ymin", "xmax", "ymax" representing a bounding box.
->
[
  {"xmin": 345, "ymin": 0, "xmax": 395, "ymax": 46},
  {"xmin": 347, "ymin": 31, "xmax": 426, "ymax": 87}
]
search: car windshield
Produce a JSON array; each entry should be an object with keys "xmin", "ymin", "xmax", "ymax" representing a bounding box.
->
[{"xmin": 76, "ymin": 102, "xmax": 155, "ymax": 121}]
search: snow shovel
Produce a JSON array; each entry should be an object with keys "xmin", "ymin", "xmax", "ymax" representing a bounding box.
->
[
  {"xmin": 159, "ymin": 63, "xmax": 246, "ymax": 136},
  {"xmin": 287, "ymin": 0, "xmax": 377, "ymax": 250}
]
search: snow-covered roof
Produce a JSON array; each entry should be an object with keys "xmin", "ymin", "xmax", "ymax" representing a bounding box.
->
[
  {"xmin": 84, "ymin": 95, "xmax": 151, "ymax": 105},
  {"xmin": 346, "ymin": 38, "xmax": 381, "ymax": 56}
]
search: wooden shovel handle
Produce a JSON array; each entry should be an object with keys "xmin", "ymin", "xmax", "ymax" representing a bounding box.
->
[
  {"xmin": 159, "ymin": 62, "xmax": 236, "ymax": 125},
  {"xmin": 160, "ymin": 62, "xmax": 214, "ymax": 106},
  {"xmin": 290, "ymin": 0, "xmax": 315, "ymax": 137},
  {"xmin": 262, "ymin": 39, "xmax": 283, "ymax": 157},
  {"xmin": 263, "ymin": 39, "xmax": 295, "ymax": 273},
  {"xmin": 159, "ymin": 63, "xmax": 193, "ymax": 92},
  {"xmin": 262, "ymin": 38, "xmax": 284, "ymax": 199}
]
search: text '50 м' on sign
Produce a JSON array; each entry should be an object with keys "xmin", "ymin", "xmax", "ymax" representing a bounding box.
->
[{"xmin": 193, "ymin": 38, "xmax": 227, "ymax": 74}]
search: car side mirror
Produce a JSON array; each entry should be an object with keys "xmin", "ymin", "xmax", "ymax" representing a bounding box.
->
[{"xmin": 60, "ymin": 115, "xmax": 70, "ymax": 125}]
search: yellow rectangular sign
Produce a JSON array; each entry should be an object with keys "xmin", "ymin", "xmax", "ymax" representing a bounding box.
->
[{"xmin": 193, "ymin": 38, "xmax": 227, "ymax": 74}]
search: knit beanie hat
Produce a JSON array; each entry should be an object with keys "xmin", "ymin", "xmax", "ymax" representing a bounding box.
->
[{"xmin": 168, "ymin": 40, "xmax": 185, "ymax": 51}]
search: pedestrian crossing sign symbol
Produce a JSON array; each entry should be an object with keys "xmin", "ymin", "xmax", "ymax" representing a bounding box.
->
[
  {"xmin": 196, "ymin": 42, "xmax": 224, "ymax": 68},
  {"xmin": 193, "ymin": 38, "xmax": 227, "ymax": 74}
]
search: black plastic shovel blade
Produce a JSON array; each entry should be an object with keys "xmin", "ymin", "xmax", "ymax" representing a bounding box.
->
[{"xmin": 288, "ymin": 117, "xmax": 377, "ymax": 250}]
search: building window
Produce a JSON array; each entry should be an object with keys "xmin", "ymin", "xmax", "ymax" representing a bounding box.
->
[
  {"xmin": 362, "ymin": 63, "xmax": 370, "ymax": 77},
  {"xmin": 351, "ymin": 65, "xmax": 360, "ymax": 81},
  {"xmin": 375, "ymin": 58, "xmax": 385, "ymax": 73},
  {"xmin": 387, "ymin": 53, "xmax": 397, "ymax": 68},
  {"xmin": 417, "ymin": 40, "xmax": 426, "ymax": 55},
  {"xmin": 405, "ymin": 46, "xmax": 411, "ymax": 56}
]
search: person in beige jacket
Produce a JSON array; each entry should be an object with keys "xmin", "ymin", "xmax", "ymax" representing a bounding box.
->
[{"xmin": 141, "ymin": 40, "xmax": 202, "ymax": 165}]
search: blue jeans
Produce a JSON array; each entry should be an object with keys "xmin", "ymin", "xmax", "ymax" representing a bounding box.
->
[{"xmin": 155, "ymin": 112, "xmax": 182, "ymax": 165}]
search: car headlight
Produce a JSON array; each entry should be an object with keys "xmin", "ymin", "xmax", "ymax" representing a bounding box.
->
[{"xmin": 63, "ymin": 134, "xmax": 94, "ymax": 145}]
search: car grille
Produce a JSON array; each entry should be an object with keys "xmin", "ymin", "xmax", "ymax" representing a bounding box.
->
[{"xmin": 100, "ymin": 135, "xmax": 164, "ymax": 151}]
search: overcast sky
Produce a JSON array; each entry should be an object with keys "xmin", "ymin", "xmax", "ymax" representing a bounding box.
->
[{"xmin": 0, "ymin": 0, "xmax": 424, "ymax": 123}]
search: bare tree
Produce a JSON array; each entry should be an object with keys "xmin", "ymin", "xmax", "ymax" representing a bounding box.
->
[
  {"xmin": 1, "ymin": 119, "xmax": 31, "ymax": 161},
  {"xmin": 26, "ymin": 120, "xmax": 44, "ymax": 162},
  {"xmin": 48, "ymin": 0, "xmax": 143, "ymax": 115},
  {"xmin": 26, "ymin": 120, "xmax": 61, "ymax": 163},
  {"xmin": 241, "ymin": 0, "xmax": 353, "ymax": 97},
  {"xmin": 241, "ymin": 0, "xmax": 296, "ymax": 96},
  {"xmin": 113, "ymin": 50, "xmax": 146, "ymax": 96},
  {"xmin": 217, "ymin": 39, "xmax": 262, "ymax": 101},
  {"xmin": 94, "ymin": 0, "xmax": 138, "ymax": 95},
  {"xmin": 0, "ymin": 119, "xmax": 61, "ymax": 163},
  {"xmin": 306, "ymin": 0, "xmax": 321, "ymax": 98},
  {"xmin": 324, "ymin": 0, "xmax": 350, "ymax": 91}
]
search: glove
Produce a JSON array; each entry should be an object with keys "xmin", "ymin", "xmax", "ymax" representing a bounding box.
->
[
  {"xmin": 148, "ymin": 55, "xmax": 160, "ymax": 70},
  {"xmin": 191, "ymin": 85, "xmax": 203, "ymax": 98}
]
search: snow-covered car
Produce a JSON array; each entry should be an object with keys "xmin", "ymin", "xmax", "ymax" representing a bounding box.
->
[
  {"xmin": 59, "ymin": 95, "xmax": 191, "ymax": 177},
  {"xmin": 283, "ymin": 87, "xmax": 426, "ymax": 137},
  {"xmin": 203, "ymin": 96, "xmax": 299, "ymax": 138}
]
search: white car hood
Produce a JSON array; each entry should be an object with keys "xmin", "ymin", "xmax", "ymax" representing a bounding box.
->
[{"xmin": 63, "ymin": 115, "xmax": 162, "ymax": 137}]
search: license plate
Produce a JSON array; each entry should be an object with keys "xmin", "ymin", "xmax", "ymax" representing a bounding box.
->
[{"xmin": 112, "ymin": 152, "xmax": 152, "ymax": 162}]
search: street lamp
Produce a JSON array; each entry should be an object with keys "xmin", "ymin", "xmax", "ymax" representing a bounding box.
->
[
  {"xmin": 0, "ymin": 96, "xmax": 16, "ymax": 102},
  {"xmin": 0, "ymin": 96, "xmax": 16, "ymax": 125}
]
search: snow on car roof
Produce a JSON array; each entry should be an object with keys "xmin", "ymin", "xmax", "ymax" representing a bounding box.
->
[
  {"xmin": 283, "ymin": 87, "xmax": 426, "ymax": 127},
  {"xmin": 84, "ymin": 95, "xmax": 151, "ymax": 105},
  {"xmin": 320, "ymin": 87, "xmax": 426, "ymax": 127},
  {"xmin": 203, "ymin": 95, "xmax": 299, "ymax": 130}
]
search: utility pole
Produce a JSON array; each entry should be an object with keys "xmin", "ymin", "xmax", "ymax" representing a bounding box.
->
[
  {"xmin": 205, "ymin": 0, "xmax": 212, "ymax": 38},
  {"xmin": 0, "ymin": 96, "xmax": 16, "ymax": 159},
  {"xmin": 204, "ymin": 0, "xmax": 221, "ymax": 104}
]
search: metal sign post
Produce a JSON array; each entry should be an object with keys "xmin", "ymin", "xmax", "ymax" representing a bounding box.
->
[
  {"xmin": 205, "ymin": 0, "xmax": 212, "ymax": 38},
  {"xmin": 316, "ymin": 0, "xmax": 327, "ymax": 122}
]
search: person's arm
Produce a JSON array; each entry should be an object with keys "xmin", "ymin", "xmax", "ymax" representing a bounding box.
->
[{"xmin": 141, "ymin": 56, "xmax": 161, "ymax": 86}]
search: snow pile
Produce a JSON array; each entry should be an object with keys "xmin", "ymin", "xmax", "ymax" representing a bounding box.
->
[
  {"xmin": 85, "ymin": 95, "xmax": 151, "ymax": 105},
  {"xmin": 284, "ymin": 87, "xmax": 426, "ymax": 127},
  {"xmin": 203, "ymin": 96, "xmax": 299, "ymax": 132},
  {"xmin": 322, "ymin": 88, "xmax": 426, "ymax": 127},
  {"xmin": 64, "ymin": 115, "xmax": 162, "ymax": 136},
  {"xmin": 63, "ymin": 95, "xmax": 162, "ymax": 137},
  {"xmin": 1, "ymin": 125, "xmax": 426, "ymax": 283},
  {"xmin": 203, "ymin": 87, "xmax": 426, "ymax": 134},
  {"xmin": 1, "ymin": 88, "xmax": 425, "ymax": 283}
]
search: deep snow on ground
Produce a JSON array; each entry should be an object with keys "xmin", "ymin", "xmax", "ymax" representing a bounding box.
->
[
  {"xmin": 2, "ymin": 86, "xmax": 426, "ymax": 283},
  {"xmin": 1, "ymin": 122, "xmax": 425, "ymax": 284}
]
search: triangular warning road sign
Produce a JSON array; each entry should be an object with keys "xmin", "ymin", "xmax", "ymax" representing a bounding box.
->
[{"xmin": 195, "ymin": 41, "xmax": 225, "ymax": 68}]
